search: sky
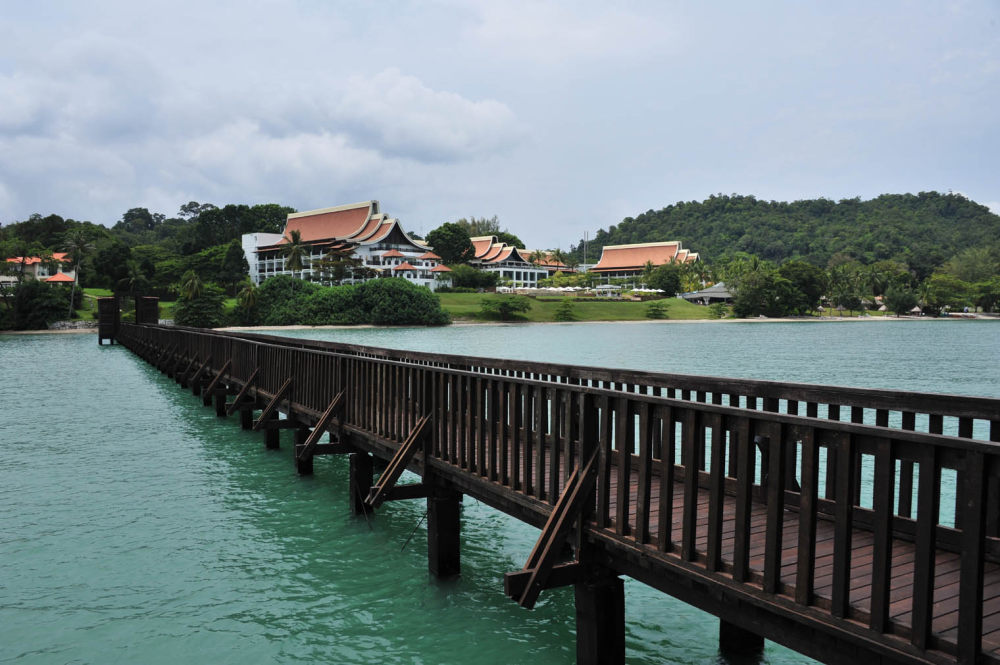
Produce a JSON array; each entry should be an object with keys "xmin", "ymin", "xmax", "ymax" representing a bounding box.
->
[{"xmin": 1, "ymin": 0, "xmax": 998, "ymax": 250}]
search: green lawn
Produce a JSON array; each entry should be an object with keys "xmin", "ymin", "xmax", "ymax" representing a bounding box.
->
[{"xmin": 437, "ymin": 293, "xmax": 717, "ymax": 323}]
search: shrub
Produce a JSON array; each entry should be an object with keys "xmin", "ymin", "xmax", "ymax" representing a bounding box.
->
[
  {"xmin": 645, "ymin": 301, "xmax": 668, "ymax": 319},
  {"xmin": 479, "ymin": 295, "xmax": 532, "ymax": 320},
  {"xmin": 554, "ymin": 300, "xmax": 577, "ymax": 321},
  {"xmin": 354, "ymin": 278, "xmax": 450, "ymax": 325},
  {"xmin": 255, "ymin": 274, "xmax": 321, "ymax": 325}
]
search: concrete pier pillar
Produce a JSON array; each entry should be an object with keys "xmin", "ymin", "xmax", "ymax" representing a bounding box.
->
[
  {"xmin": 427, "ymin": 489, "xmax": 461, "ymax": 578},
  {"xmin": 240, "ymin": 408, "xmax": 254, "ymax": 430},
  {"xmin": 349, "ymin": 452, "xmax": 373, "ymax": 515},
  {"xmin": 214, "ymin": 392, "xmax": 227, "ymax": 416},
  {"xmin": 719, "ymin": 619, "xmax": 764, "ymax": 661},
  {"xmin": 575, "ymin": 574, "xmax": 625, "ymax": 665}
]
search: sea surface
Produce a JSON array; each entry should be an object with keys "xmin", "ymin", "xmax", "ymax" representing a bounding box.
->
[{"xmin": 1, "ymin": 320, "xmax": 997, "ymax": 665}]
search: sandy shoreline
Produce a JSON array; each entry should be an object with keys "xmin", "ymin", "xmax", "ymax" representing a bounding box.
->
[{"xmin": 5, "ymin": 314, "xmax": 993, "ymax": 336}]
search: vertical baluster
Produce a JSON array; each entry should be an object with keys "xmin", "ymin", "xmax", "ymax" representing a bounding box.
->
[
  {"xmin": 597, "ymin": 395, "xmax": 612, "ymax": 529},
  {"xmin": 635, "ymin": 401, "xmax": 653, "ymax": 545},
  {"xmin": 534, "ymin": 384, "xmax": 546, "ymax": 500},
  {"xmin": 796, "ymin": 427, "xmax": 819, "ymax": 606},
  {"xmin": 681, "ymin": 409, "xmax": 699, "ymax": 561},
  {"xmin": 548, "ymin": 387, "xmax": 560, "ymax": 502},
  {"xmin": 706, "ymin": 413, "xmax": 726, "ymax": 572},
  {"xmin": 870, "ymin": 438, "xmax": 895, "ymax": 633},
  {"xmin": 957, "ymin": 452, "xmax": 987, "ymax": 665},
  {"xmin": 911, "ymin": 446, "xmax": 939, "ymax": 650},
  {"xmin": 512, "ymin": 382, "xmax": 523, "ymax": 492},
  {"xmin": 615, "ymin": 397, "xmax": 632, "ymax": 536},
  {"xmin": 732, "ymin": 418, "xmax": 754, "ymax": 582},
  {"xmin": 523, "ymin": 384, "xmax": 534, "ymax": 495},
  {"xmin": 763, "ymin": 422, "xmax": 786, "ymax": 595},
  {"xmin": 831, "ymin": 431, "xmax": 855, "ymax": 618},
  {"xmin": 488, "ymin": 379, "xmax": 499, "ymax": 481}
]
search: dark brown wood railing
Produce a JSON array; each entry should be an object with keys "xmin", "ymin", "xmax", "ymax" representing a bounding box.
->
[{"xmin": 117, "ymin": 323, "xmax": 1000, "ymax": 665}]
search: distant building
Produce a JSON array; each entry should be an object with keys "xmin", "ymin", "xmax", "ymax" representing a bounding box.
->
[
  {"xmin": 590, "ymin": 241, "xmax": 699, "ymax": 280},
  {"xmin": 681, "ymin": 282, "xmax": 732, "ymax": 305},
  {"xmin": 469, "ymin": 236, "xmax": 549, "ymax": 287},
  {"xmin": 2, "ymin": 253, "xmax": 75, "ymax": 286},
  {"xmin": 242, "ymin": 201, "xmax": 448, "ymax": 290},
  {"xmin": 522, "ymin": 250, "xmax": 572, "ymax": 276}
]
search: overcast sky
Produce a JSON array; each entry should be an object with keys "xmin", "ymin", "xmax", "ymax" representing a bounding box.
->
[{"xmin": 1, "ymin": 1, "xmax": 998, "ymax": 249}]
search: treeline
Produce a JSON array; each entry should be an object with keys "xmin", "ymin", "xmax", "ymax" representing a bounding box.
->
[
  {"xmin": 0, "ymin": 202, "xmax": 293, "ymax": 297},
  {"xmin": 571, "ymin": 192, "xmax": 1000, "ymax": 280}
]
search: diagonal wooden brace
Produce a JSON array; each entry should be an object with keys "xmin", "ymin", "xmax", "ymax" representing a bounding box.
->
[
  {"xmin": 295, "ymin": 391, "xmax": 345, "ymax": 463},
  {"xmin": 252, "ymin": 377, "xmax": 293, "ymax": 431},
  {"xmin": 226, "ymin": 367, "xmax": 260, "ymax": 416},
  {"xmin": 189, "ymin": 355, "xmax": 213, "ymax": 392},
  {"xmin": 364, "ymin": 414, "xmax": 431, "ymax": 509},
  {"xmin": 203, "ymin": 359, "xmax": 232, "ymax": 396},
  {"xmin": 512, "ymin": 448, "xmax": 599, "ymax": 610}
]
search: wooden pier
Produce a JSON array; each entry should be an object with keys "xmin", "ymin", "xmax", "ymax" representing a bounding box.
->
[{"xmin": 114, "ymin": 317, "xmax": 1000, "ymax": 665}]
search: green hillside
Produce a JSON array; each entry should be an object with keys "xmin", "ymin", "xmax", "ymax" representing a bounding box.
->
[{"xmin": 572, "ymin": 192, "xmax": 1000, "ymax": 279}]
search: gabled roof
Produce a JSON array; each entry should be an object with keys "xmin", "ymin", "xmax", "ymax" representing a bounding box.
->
[
  {"xmin": 381, "ymin": 249, "xmax": 405, "ymax": 258},
  {"xmin": 430, "ymin": 264, "xmax": 452, "ymax": 272},
  {"xmin": 591, "ymin": 241, "xmax": 698, "ymax": 272},
  {"xmin": 393, "ymin": 261, "xmax": 417, "ymax": 271},
  {"xmin": 417, "ymin": 251, "xmax": 441, "ymax": 260},
  {"xmin": 45, "ymin": 272, "xmax": 75, "ymax": 282}
]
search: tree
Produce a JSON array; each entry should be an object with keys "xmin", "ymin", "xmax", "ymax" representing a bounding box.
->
[
  {"xmin": 731, "ymin": 270, "xmax": 798, "ymax": 318},
  {"xmin": 884, "ymin": 287, "xmax": 919, "ymax": 316},
  {"xmin": 426, "ymin": 223, "xmax": 474, "ymax": 264},
  {"xmin": 646, "ymin": 264, "xmax": 682, "ymax": 296},
  {"xmin": 178, "ymin": 201, "xmax": 218, "ymax": 220},
  {"xmin": 778, "ymin": 260, "xmax": 827, "ymax": 313},
  {"xmin": 62, "ymin": 229, "xmax": 94, "ymax": 318},
  {"xmin": 645, "ymin": 301, "xmax": 668, "ymax": 319},
  {"xmin": 280, "ymin": 229, "xmax": 309, "ymax": 273},
  {"xmin": 173, "ymin": 283, "xmax": 226, "ymax": 328},
  {"xmin": 554, "ymin": 300, "xmax": 577, "ymax": 321},
  {"xmin": 115, "ymin": 208, "xmax": 163, "ymax": 234},
  {"xmin": 449, "ymin": 264, "xmax": 499, "ymax": 289},
  {"xmin": 495, "ymin": 231, "xmax": 525, "ymax": 248},
  {"xmin": 219, "ymin": 240, "xmax": 249, "ymax": 295}
]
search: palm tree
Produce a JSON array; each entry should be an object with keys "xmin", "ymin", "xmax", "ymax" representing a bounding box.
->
[
  {"xmin": 280, "ymin": 229, "xmax": 308, "ymax": 274},
  {"xmin": 179, "ymin": 270, "xmax": 203, "ymax": 300},
  {"xmin": 237, "ymin": 282, "xmax": 258, "ymax": 310},
  {"xmin": 62, "ymin": 229, "xmax": 94, "ymax": 318}
]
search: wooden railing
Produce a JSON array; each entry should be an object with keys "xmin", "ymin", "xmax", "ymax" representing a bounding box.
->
[{"xmin": 117, "ymin": 323, "xmax": 1000, "ymax": 664}]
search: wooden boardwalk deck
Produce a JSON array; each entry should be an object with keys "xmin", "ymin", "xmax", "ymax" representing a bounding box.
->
[{"xmin": 113, "ymin": 318, "xmax": 1000, "ymax": 665}]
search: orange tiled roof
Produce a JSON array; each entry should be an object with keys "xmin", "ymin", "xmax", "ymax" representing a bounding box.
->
[
  {"xmin": 6, "ymin": 253, "xmax": 69, "ymax": 265},
  {"xmin": 471, "ymin": 236, "xmax": 497, "ymax": 259},
  {"xmin": 393, "ymin": 261, "xmax": 417, "ymax": 271},
  {"xmin": 281, "ymin": 201, "xmax": 375, "ymax": 244},
  {"xmin": 430, "ymin": 264, "xmax": 452, "ymax": 272},
  {"xmin": 417, "ymin": 251, "xmax": 441, "ymax": 260},
  {"xmin": 381, "ymin": 249, "xmax": 405, "ymax": 258},
  {"xmin": 45, "ymin": 272, "xmax": 75, "ymax": 282},
  {"xmin": 591, "ymin": 241, "xmax": 698, "ymax": 272}
]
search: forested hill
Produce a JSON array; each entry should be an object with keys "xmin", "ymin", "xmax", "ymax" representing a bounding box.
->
[{"xmin": 571, "ymin": 192, "xmax": 1000, "ymax": 279}]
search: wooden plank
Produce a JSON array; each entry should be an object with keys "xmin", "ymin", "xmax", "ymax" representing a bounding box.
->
[
  {"xmin": 635, "ymin": 401, "xmax": 653, "ymax": 545},
  {"xmin": 732, "ymin": 418, "xmax": 753, "ymax": 582},
  {"xmin": 365, "ymin": 413, "xmax": 431, "ymax": 508},
  {"xmin": 203, "ymin": 358, "xmax": 232, "ymax": 397},
  {"xmin": 615, "ymin": 397, "xmax": 632, "ymax": 537},
  {"xmin": 296, "ymin": 391, "xmax": 345, "ymax": 462}
]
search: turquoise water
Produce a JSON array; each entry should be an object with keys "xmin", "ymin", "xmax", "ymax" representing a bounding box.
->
[{"xmin": 1, "ymin": 320, "xmax": 997, "ymax": 664}]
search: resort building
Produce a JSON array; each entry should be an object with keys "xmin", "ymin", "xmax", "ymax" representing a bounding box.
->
[
  {"xmin": 589, "ymin": 241, "xmax": 699, "ymax": 280},
  {"xmin": 241, "ymin": 201, "xmax": 449, "ymax": 290},
  {"xmin": 469, "ymin": 236, "xmax": 549, "ymax": 287},
  {"xmin": 2, "ymin": 253, "xmax": 75, "ymax": 286},
  {"xmin": 522, "ymin": 250, "xmax": 572, "ymax": 276}
]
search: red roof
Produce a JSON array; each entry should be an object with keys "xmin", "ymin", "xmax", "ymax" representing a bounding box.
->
[
  {"xmin": 45, "ymin": 272, "xmax": 75, "ymax": 282},
  {"xmin": 281, "ymin": 202, "xmax": 373, "ymax": 244},
  {"xmin": 382, "ymin": 249, "xmax": 405, "ymax": 258},
  {"xmin": 393, "ymin": 261, "xmax": 417, "ymax": 271},
  {"xmin": 471, "ymin": 236, "xmax": 496, "ymax": 259},
  {"xmin": 591, "ymin": 242, "xmax": 698, "ymax": 272},
  {"xmin": 417, "ymin": 251, "xmax": 441, "ymax": 260},
  {"xmin": 430, "ymin": 264, "xmax": 452, "ymax": 272},
  {"xmin": 6, "ymin": 253, "xmax": 69, "ymax": 265}
]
